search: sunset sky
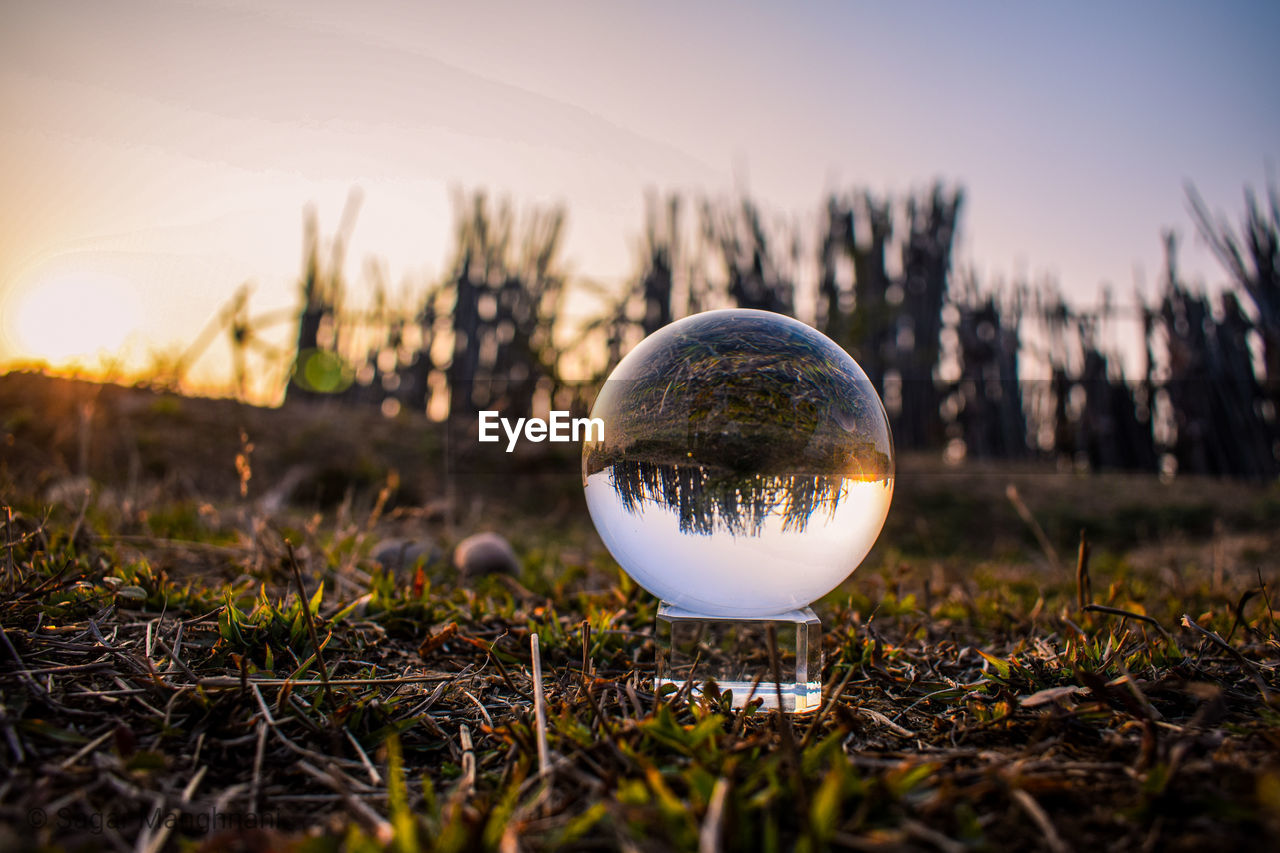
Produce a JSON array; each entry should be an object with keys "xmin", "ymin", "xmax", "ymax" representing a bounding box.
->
[{"xmin": 1, "ymin": 0, "xmax": 1277, "ymax": 392}]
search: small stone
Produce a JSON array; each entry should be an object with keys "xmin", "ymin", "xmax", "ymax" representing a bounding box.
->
[
  {"xmin": 371, "ymin": 538, "xmax": 441, "ymax": 573},
  {"xmin": 454, "ymin": 532, "xmax": 520, "ymax": 578},
  {"xmin": 44, "ymin": 475, "xmax": 93, "ymax": 507}
]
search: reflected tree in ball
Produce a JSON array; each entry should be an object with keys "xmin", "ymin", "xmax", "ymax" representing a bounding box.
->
[{"xmin": 583, "ymin": 309, "xmax": 894, "ymax": 617}]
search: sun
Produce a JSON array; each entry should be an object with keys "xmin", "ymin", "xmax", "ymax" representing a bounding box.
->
[{"xmin": 2, "ymin": 270, "xmax": 144, "ymax": 369}]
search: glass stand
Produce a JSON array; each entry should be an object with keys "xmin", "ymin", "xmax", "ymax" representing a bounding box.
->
[{"xmin": 655, "ymin": 603, "xmax": 822, "ymax": 713}]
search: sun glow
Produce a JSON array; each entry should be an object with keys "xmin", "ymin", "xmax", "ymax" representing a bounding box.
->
[{"xmin": 2, "ymin": 271, "xmax": 144, "ymax": 370}]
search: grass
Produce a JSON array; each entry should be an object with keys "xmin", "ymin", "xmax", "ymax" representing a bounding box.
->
[{"xmin": 1, "ymin": 372, "xmax": 1278, "ymax": 851}]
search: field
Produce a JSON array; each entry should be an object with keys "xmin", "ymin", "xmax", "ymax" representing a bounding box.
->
[{"xmin": 1, "ymin": 371, "xmax": 1278, "ymax": 852}]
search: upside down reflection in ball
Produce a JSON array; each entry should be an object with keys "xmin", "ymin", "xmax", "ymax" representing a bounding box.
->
[{"xmin": 583, "ymin": 309, "xmax": 894, "ymax": 617}]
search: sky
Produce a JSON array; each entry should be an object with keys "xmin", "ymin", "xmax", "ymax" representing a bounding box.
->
[{"xmin": 1, "ymin": 0, "xmax": 1277, "ymax": 394}]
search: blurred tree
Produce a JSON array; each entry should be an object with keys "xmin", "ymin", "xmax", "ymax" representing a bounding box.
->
[
  {"xmin": 894, "ymin": 185, "xmax": 963, "ymax": 449},
  {"xmin": 1187, "ymin": 181, "xmax": 1280, "ymax": 406},
  {"xmin": 952, "ymin": 289, "xmax": 1028, "ymax": 460},
  {"xmin": 286, "ymin": 191, "xmax": 361, "ymax": 403},
  {"xmin": 272, "ymin": 178, "xmax": 1278, "ymax": 482},
  {"xmin": 444, "ymin": 192, "xmax": 568, "ymax": 422},
  {"xmin": 704, "ymin": 198, "xmax": 797, "ymax": 316},
  {"xmin": 1159, "ymin": 231, "xmax": 1276, "ymax": 478}
]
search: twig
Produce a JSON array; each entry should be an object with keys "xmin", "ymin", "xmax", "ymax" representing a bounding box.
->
[
  {"xmin": 296, "ymin": 759, "xmax": 392, "ymax": 844},
  {"xmin": 102, "ymin": 535, "xmax": 248, "ymax": 555},
  {"xmin": 152, "ymin": 636, "xmax": 198, "ymax": 684},
  {"xmin": 481, "ymin": 634, "xmax": 533, "ymax": 702},
  {"xmin": 1181, "ymin": 614, "xmax": 1274, "ymax": 700},
  {"xmin": 89, "ymin": 620, "xmax": 163, "ymax": 685},
  {"xmin": 1257, "ymin": 568, "xmax": 1276, "ymax": 639},
  {"xmin": 1006, "ymin": 484, "xmax": 1060, "ymax": 571},
  {"xmin": 1076, "ymin": 529, "xmax": 1092, "ymax": 612},
  {"xmin": 1060, "ymin": 616, "xmax": 1088, "ymax": 641},
  {"xmin": 199, "ymin": 672, "xmax": 461, "ymax": 689},
  {"xmin": 287, "ymin": 541, "xmax": 335, "ymax": 710},
  {"xmin": 581, "ymin": 674, "xmax": 617, "ymax": 741},
  {"xmin": 8, "ymin": 559, "xmax": 73, "ymax": 604},
  {"xmin": 625, "ymin": 679, "xmax": 645, "ymax": 719},
  {"xmin": 800, "ymin": 666, "xmax": 856, "ymax": 750},
  {"xmin": 461, "ymin": 689, "xmax": 494, "ymax": 728},
  {"xmin": 858, "ymin": 706, "xmax": 914, "ymax": 738},
  {"xmin": 1011, "ymin": 788, "xmax": 1070, "ymax": 853},
  {"xmin": 248, "ymin": 683, "xmax": 365, "ymax": 771},
  {"xmin": 766, "ymin": 625, "xmax": 806, "ymax": 810},
  {"xmin": 167, "ymin": 622, "xmax": 184, "ymax": 675},
  {"xmin": 57, "ymin": 728, "xmax": 114, "ymax": 770},
  {"xmin": 345, "ymin": 727, "xmax": 382, "ymax": 786},
  {"xmin": 262, "ymin": 793, "xmax": 390, "ymax": 804},
  {"xmin": 249, "ymin": 719, "xmax": 267, "ymax": 810},
  {"xmin": 2, "ymin": 720, "xmax": 25, "ymax": 763},
  {"xmin": 698, "ymin": 777, "xmax": 729, "ymax": 853},
  {"xmin": 531, "ymin": 632, "xmax": 550, "ymax": 780},
  {"xmin": 669, "ymin": 649, "xmax": 704, "ymax": 708},
  {"xmin": 67, "ymin": 482, "xmax": 92, "ymax": 550},
  {"xmin": 141, "ymin": 765, "xmax": 206, "ymax": 853},
  {"xmin": 1226, "ymin": 588, "xmax": 1259, "ymax": 644},
  {"xmin": 730, "ymin": 672, "xmax": 769, "ymax": 738},
  {"xmin": 1084, "ymin": 605, "xmax": 1177, "ymax": 645},
  {"xmin": 902, "ymin": 818, "xmax": 967, "ymax": 853},
  {"xmin": 1, "ymin": 626, "xmax": 49, "ymax": 700},
  {"xmin": 4, "ymin": 505, "xmax": 15, "ymax": 590},
  {"xmin": 459, "ymin": 723, "xmax": 476, "ymax": 797},
  {"xmin": 891, "ymin": 678, "xmax": 988, "ymax": 723},
  {"xmin": 1113, "ymin": 661, "xmax": 1163, "ymax": 722}
]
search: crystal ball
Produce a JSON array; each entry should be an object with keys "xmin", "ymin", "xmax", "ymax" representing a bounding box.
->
[{"xmin": 583, "ymin": 309, "xmax": 894, "ymax": 617}]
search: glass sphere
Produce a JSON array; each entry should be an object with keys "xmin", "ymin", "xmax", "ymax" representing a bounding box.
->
[{"xmin": 583, "ymin": 309, "xmax": 894, "ymax": 617}]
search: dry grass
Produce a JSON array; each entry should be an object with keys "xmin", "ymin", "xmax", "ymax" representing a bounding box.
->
[{"xmin": 1, "ymin": 372, "xmax": 1278, "ymax": 852}]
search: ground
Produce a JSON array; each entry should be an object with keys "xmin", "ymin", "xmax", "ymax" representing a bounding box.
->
[{"xmin": 0, "ymin": 371, "xmax": 1278, "ymax": 852}]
